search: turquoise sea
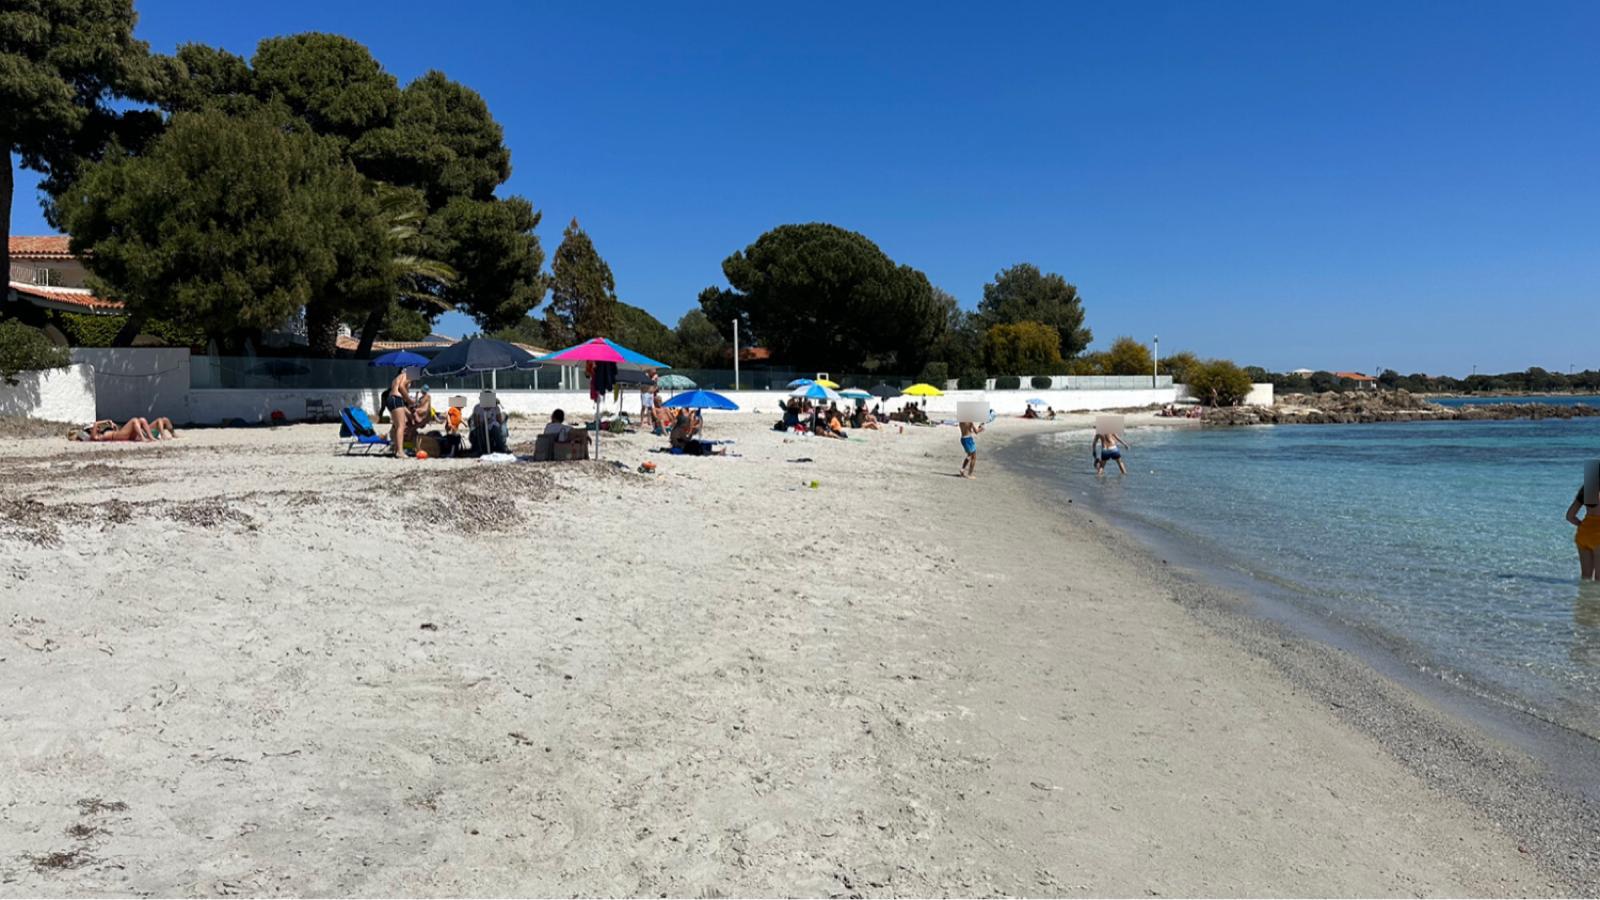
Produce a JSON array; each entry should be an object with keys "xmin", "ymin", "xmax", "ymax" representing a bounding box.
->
[{"xmin": 1011, "ymin": 412, "xmax": 1600, "ymax": 740}]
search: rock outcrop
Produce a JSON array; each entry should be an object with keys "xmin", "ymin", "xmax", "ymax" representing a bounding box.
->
[{"xmin": 1201, "ymin": 390, "xmax": 1599, "ymax": 426}]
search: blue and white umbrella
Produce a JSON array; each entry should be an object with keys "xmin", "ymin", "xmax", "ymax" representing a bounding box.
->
[
  {"xmin": 1026, "ymin": 397, "xmax": 1046, "ymax": 406},
  {"xmin": 662, "ymin": 389, "xmax": 738, "ymax": 411},
  {"xmin": 789, "ymin": 383, "xmax": 841, "ymax": 402},
  {"xmin": 786, "ymin": 378, "xmax": 815, "ymax": 388},
  {"xmin": 839, "ymin": 388, "xmax": 873, "ymax": 400}
]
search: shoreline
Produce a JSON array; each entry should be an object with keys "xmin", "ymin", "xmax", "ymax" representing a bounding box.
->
[
  {"xmin": 992, "ymin": 423, "xmax": 1600, "ymax": 892},
  {"xmin": 0, "ymin": 417, "xmax": 1587, "ymax": 895}
]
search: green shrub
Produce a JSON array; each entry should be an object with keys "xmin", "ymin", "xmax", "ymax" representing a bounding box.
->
[
  {"xmin": 56, "ymin": 312, "xmax": 124, "ymax": 347},
  {"xmin": 55, "ymin": 312, "xmax": 204, "ymax": 348},
  {"xmin": 957, "ymin": 374, "xmax": 986, "ymax": 390},
  {"xmin": 1187, "ymin": 359, "xmax": 1253, "ymax": 407},
  {"xmin": 916, "ymin": 361, "xmax": 949, "ymax": 385},
  {"xmin": 0, "ymin": 321, "xmax": 70, "ymax": 385},
  {"xmin": 1030, "ymin": 375, "xmax": 1053, "ymax": 389},
  {"xmin": 994, "ymin": 374, "xmax": 1022, "ymax": 390}
]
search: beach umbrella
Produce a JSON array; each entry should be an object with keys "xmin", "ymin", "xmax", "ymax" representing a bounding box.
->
[
  {"xmin": 904, "ymin": 383, "xmax": 944, "ymax": 397},
  {"xmin": 369, "ymin": 350, "xmax": 430, "ymax": 368},
  {"xmin": 533, "ymin": 337, "xmax": 671, "ymax": 459},
  {"xmin": 658, "ymin": 373, "xmax": 696, "ymax": 391},
  {"xmin": 840, "ymin": 388, "xmax": 873, "ymax": 400},
  {"xmin": 814, "ymin": 378, "xmax": 841, "ymax": 389},
  {"xmin": 421, "ymin": 339, "xmax": 538, "ymax": 454},
  {"xmin": 422, "ymin": 338, "xmax": 537, "ymax": 376},
  {"xmin": 534, "ymin": 337, "xmax": 669, "ymax": 370},
  {"xmin": 662, "ymin": 389, "xmax": 738, "ymax": 411},
  {"xmin": 1026, "ymin": 397, "xmax": 1045, "ymax": 405},
  {"xmin": 869, "ymin": 383, "xmax": 899, "ymax": 401},
  {"xmin": 787, "ymin": 378, "xmax": 815, "ymax": 388},
  {"xmin": 789, "ymin": 383, "xmax": 841, "ymax": 402}
]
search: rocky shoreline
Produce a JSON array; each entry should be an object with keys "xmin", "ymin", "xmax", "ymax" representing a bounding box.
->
[{"xmin": 1203, "ymin": 390, "xmax": 1600, "ymax": 426}]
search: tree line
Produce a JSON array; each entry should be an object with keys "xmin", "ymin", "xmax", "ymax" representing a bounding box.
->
[{"xmin": 1258, "ymin": 367, "xmax": 1600, "ymax": 395}]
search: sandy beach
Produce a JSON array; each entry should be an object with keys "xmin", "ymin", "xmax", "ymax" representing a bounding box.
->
[{"xmin": 0, "ymin": 414, "xmax": 1584, "ymax": 896}]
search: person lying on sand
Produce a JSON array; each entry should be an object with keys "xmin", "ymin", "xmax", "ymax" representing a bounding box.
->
[
  {"xmin": 71, "ymin": 418, "xmax": 154, "ymax": 442},
  {"xmin": 143, "ymin": 416, "xmax": 177, "ymax": 439}
]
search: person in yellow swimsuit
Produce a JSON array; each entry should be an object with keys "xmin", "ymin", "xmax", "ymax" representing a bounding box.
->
[{"xmin": 1567, "ymin": 486, "xmax": 1600, "ymax": 581}]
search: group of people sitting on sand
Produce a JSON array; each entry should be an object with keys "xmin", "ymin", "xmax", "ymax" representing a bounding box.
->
[
  {"xmin": 773, "ymin": 399, "xmax": 894, "ymax": 438},
  {"xmin": 1021, "ymin": 405, "xmax": 1058, "ymax": 420},
  {"xmin": 1158, "ymin": 403, "xmax": 1203, "ymax": 419},
  {"xmin": 69, "ymin": 416, "xmax": 178, "ymax": 442},
  {"xmin": 384, "ymin": 369, "xmax": 510, "ymax": 458},
  {"xmin": 887, "ymin": 402, "xmax": 930, "ymax": 424}
]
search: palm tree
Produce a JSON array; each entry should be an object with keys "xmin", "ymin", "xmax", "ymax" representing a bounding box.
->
[{"xmin": 352, "ymin": 188, "xmax": 458, "ymax": 357}]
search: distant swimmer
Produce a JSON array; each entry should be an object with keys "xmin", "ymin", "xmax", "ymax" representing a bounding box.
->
[{"xmin": 1093, "ymin": 431, "xmax": 1129, "ymax": 476}]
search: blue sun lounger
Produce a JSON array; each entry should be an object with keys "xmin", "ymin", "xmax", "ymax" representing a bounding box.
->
[{"xmin": 339, "ymin": 407, "xmax": 391, "ymax": 455}]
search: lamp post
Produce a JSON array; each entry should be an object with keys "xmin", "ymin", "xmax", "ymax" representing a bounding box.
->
[
  {"xmin": 1152, "ymin": 334, "xmax": 1160, "ymax": 388},
  {"xmin": 732, "ymin": 319, "xmax": 740, "ymax": 391}
]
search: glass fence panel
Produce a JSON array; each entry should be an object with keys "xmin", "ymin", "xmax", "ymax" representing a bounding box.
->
[{"xmin": 186, "ymin": 357, "xmax": 1170, "ymax": 392}]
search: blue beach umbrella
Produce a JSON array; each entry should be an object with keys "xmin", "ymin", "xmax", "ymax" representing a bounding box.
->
[
  {"xmin": 789, "ymin": 383, "xmax": 841, "ymax": 402},
  {"xmin": 662, "ymin": 389, "xmax": 739, "ymax": 411},
  {"xmin": 839, "ymin": 388, "xmax": 873, "ymax": 400},
  {"xmin": 369, "ymin": 350, "xmax": 431, "ymax": 368},
  {"xmin": 787, "ymin": 378, "xmax": 815, "ymax": 388},
  {"xmin": 1026, "ymin": 397, "xmax": 1045, "ymax": 405}
]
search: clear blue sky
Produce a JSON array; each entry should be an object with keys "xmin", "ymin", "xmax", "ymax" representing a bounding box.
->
[{"xmin": 10, "ymin": 0, "xmax": 1599, "ymax": 375}]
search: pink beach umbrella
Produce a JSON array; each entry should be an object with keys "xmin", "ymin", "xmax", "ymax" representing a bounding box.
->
[{"xmin": 532, "ymin": 338, "xmax": 672, "ymax": 460}]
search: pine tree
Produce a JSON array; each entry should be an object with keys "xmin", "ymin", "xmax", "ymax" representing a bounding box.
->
[{"xmin": 543, "ymin": 218, "xmax": 618, "ymax": 345}]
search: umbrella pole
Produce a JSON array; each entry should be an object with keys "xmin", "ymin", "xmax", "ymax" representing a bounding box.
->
[{"xmin": 595, "ymin": 396, "xmax": 602, "ymax": 460}]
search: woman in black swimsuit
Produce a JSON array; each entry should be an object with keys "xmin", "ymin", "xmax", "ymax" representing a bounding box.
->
[{"xmin": 386, "ymin": 370, "xmax": 412, "ymax": 458}]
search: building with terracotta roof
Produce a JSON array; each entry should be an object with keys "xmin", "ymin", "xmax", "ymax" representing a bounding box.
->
[
  {"xmin": 6, "ymin": 235, "xmax": 123, "ymax": 319},
  {"xmin": 1335, "ymin": 371, "xmax": 1377, "ymax": 389}
]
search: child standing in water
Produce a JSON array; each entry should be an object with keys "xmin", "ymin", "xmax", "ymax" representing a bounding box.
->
[
  {"xmin": 1092, "ymin": 431, "xmax": 1129, "ymax": 475},
  {"xmin": 959, "ymin": 420, "xmax": 984, "ymax": 478}
]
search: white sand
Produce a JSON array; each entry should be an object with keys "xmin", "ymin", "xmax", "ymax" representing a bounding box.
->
[{"xmin": 0, "ymin": 415, "xmax": 1555, "ymax": 895}]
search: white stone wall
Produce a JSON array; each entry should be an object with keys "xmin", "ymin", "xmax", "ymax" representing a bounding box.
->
[
  {"xmin": 38, "ymin": 347, "xmax": 1277, "ymax": 425},
  {"xmin": 70, "ymin": 348, "xmax": 192, "ymax": 422},
  {"xmin": 481, "ymin": 386, "xmax": 1184, "ymax": 419},
  {"xmin": 0, "ymin": 363, "xmax": 97, "ymax": 424}
]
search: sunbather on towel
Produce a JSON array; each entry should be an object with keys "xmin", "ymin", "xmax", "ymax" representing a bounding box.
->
[{"xmin": 71, "ymin": 418, "xmax": 154, "ymax": 442}]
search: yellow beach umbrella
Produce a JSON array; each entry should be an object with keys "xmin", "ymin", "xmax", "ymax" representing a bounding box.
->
[
  {"xmin": 904, "ymin": 383, "xmax": 944, "ymax": 397},
  {"xmin": 815, "ymin": 378, "xmax": 840, "ymax": 389}
]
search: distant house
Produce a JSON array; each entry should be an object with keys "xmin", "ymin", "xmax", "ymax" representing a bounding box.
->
[
  {"xmin": 1289, "ymin": 368, "xmax": 1315, "ymax": 376},
  {"xmin": 1335, "ymin": 371, "xmax": 1377, "ymax": 389},
  {"xmin": 5, "ymin": 237, "xmax": 123, "ymax": 342},
  {"xmin": 334, "ymin": 332, "xmax": 457, "ymax": 354}
]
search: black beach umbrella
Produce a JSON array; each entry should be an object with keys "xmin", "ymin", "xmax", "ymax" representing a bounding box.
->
[
  {"xmin": 421, "ymin": 338, "xmax": 537, "ymax": 376},
  {"xmin": 869, "ymin": 382, "xmax": 898, "ymax": 401}
]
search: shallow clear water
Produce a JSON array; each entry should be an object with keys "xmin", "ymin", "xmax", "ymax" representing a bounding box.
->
[{"xmin": 1018, "ymin": 419, "xmax": 1600, "ymax": 736}]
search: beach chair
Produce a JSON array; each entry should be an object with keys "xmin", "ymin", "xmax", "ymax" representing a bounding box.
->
[{"xmin": 338, "ymin": 407, "xmax": 391, "ymax": 455}]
